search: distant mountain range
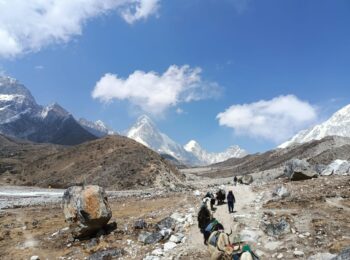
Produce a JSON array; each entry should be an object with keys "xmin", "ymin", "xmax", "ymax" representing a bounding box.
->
[
  {"xmin": 0, "ymin": 76, "xmax": 96, "ymax": 145},
  {"xmin": 279, "ymin": 104, "xmax": 350, "ymax": 148},
  {"xmin": 126, "ymin": 115, "xmax": 247, "ymax": 166}
]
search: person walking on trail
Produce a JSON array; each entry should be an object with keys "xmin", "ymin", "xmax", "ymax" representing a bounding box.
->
[
  {"xmin": 233, "ymin": 176, "xmax": 238, "ymax": 186},
  {"xmin": 227, "ymin": 190, "xmax": 236, "ymax": 213}
]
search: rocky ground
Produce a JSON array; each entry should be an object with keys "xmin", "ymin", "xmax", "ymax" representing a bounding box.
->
[{"xmin": 0, "ymin": 174, "xmax": 349, "ymax": 259}]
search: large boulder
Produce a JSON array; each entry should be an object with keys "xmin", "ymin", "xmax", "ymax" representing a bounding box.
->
[
  {"xmin": 291, "ymin": 169, "xmax": 318, "ymax": 181},
  {"xmin": 241, "ymin": 174, "xmax": 253, "ymax": 185},
  {"xmin": 321, "ymin": 160, "xmax": 350, "ymax": 176},
  {"xmin": 62, "ymin": 185, "xmax": 112, "ymax": 238},
  {"xmin": 284, "ymin": 159, "xmax": 318, "ymax": 181},
  {"xmin": 284, "ymin": 159, "xmax": 310, "ymax": 178}
]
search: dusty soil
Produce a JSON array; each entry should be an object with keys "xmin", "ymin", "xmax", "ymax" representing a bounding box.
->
[
  {"xmin": 0, "ymin": 192, "xmax": 196, "ymax": 260},
  {"xmin": 0, "ymin": 175, "xmax": 349, "ymax": 260}
]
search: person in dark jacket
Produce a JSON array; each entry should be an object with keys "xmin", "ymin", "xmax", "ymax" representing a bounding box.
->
[{"xmin": 227, "ymin": 190, "xmax": 236, "ymax": 213}]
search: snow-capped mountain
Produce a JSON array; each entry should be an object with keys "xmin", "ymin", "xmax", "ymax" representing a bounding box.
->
[
  {"xmin": 126, "ymin": 115, "xmax": 247, "ymax": 166},
  {"xmin": 126, "ymin": 115, "xmax": 199, "ymax": 165},
  {"xmin": 0, "ymin": 76, "xmax": 97, "ymax": 145},
  {"xmin": 79, "ymin": 118, "xmax": 116, "ymax": 137},
  {"xmin": 184, "ymin": 140, "xmax": 247, "ymax": 165},
  {"xmin": 279, "ymin": 104, "xmax": 350, "ymax": 148}
]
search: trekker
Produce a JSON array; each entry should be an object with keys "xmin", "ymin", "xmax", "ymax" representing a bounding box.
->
[
  {"xmin": 227, "ymin": 190, "xmax": 235, "ymax": 213},
  {"xmin": 233, "ymin": 176, "xmax": 238, "ymax": 186}
]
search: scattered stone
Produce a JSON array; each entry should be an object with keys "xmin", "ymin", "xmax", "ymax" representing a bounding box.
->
[
  {"xmin": 272, "ymin": 186, "xmax": 290, "ymax": 198},
  {"xmin": 156, "ymin": 217, "xmax": 176, "ymax": 230},
  {"xmin": 159, "ymin": 228, "xmax": 172, "ymax": 240},
  {"xmin": 30, "ymin": 256, "xmax": 40, "ymax": 260},
  {"xmin": 262, "ymin": 218, "xmax": 290, "ymax": 237},
  {"xmin": 171, "ymin": 212, "xmax": 185, "ymax": 223},
  {"xmin": 308, "ymin": 252, "xmax": 336, "ymax": 260},
  {"xmin": 294, "ymin": 250, "xmax": 305, "ymax": 257},
  {"xmin": 241, "ymin": 174, "xmax": 253, "ymax": 185},
  {"xmin": 138, "ymin": 231, "xmax": 163, "ymax": 244},
  {"xmin": 152, "ymin": 248, "xmax": 164, "ymax": 256},
  {"xmin": 169, "ymin": 233, "xmax": 185, "ymax": 243},
  {"xmin": 163, "ymin": 241, "xmax": 177, "ymax": 251},
  {"xmin": 62, "ymin": 185, "xmax": 112, "ymax": 238},
  {"xmin": 193, "ymin": 190, "xmax": 201, "ymax": 196},
  {"xmin": 134, "ymin": 219, "xmax": 147, "ymax": 229},
  {"xmin": 277, "ymin": 253, "xmax": 283, "ymax": 259},
  {"xmin": 87, "ymin": 248, "xmax": 124, "ymax": 260}
]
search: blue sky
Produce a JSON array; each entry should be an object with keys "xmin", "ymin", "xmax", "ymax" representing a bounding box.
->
[{"xmin": 0, "ymin": 0, "xmax": 350, "ymax": 153}]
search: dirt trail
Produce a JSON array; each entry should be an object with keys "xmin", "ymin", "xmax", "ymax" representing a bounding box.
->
[{"xmin": 185, "ymin": 183, "xmax": 258, "ymax": 257}]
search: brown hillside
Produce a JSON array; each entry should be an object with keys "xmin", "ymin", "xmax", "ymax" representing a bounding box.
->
[{"xmin": 0, "ymin": 135, "xmax": 184, "ymax": 190}]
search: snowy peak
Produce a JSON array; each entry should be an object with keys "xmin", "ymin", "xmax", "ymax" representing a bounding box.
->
[
  {"xmin": 41, "ymin": 103, "xmax": 70, "ymax": 119},
  {"xmin": 0, "ymin": 76, "xmax": 36, "ymax": 103},
  {"xmin": 126, "ymin": 115, "xmax": 198, "ymax": 164},
  {"xmin": 0, "ymin": 76, "xmax": 40, "ymax": 124},
  {"xmin": 0, "ymin": 76, "xmax": 97, "ymax": 145},
  {"xmin": 79, "ymin": 118, "xmax": 116, "ymax": 137},
  {"xmin": 279, "ymin": 104, "xmax": 350, "ymax": 148},
  {"xmin": 127, "ymin": 115, "xmax": 247, "ymax": 166},
  {"xmin": 184, "ymin": 140, "xmax": 247, "ymax": 165}
]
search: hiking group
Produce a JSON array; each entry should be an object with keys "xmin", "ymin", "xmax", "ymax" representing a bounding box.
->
[{"xmin": 198, "ymin": 182, "xmax": 259, "ymax": 260}]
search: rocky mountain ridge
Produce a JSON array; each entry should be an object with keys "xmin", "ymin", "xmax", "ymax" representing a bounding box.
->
[{"xmin": 280, "ymin": 104, "xmax": 350, "ymax": 148}]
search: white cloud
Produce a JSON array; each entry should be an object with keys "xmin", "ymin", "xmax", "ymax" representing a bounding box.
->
[
  {"xmin": 217, "ymin": 95, "xmax": 318, "ymax": 142},
  {"xmin": 121, "ymin": 0, "xmax": 160, "ymax": 24},
  {"xmin": 92, "ymin": 65, "xmax": 221, "ymax": 115},
  {"xmin": 0, "ymin": 0, "xmax": 160, "ymax": 59}
]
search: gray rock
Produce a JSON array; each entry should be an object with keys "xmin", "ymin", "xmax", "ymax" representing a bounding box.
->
[
  {"xmin": 241, "ymin": 174, "xmax": 253, "ymax": 185},
  {"xmin": 331, "ymin": 247, "xmax": 350, "ymax": 260},
  {"xmin": 272, "ymin": 186, "xmax": 290, "ymax": 198},
  {"xmin": 163, "ymin": 241, "xmax": 177, "ymax": 251},
  {"xmin": 62, "ymin": 185, "xmax": 112, "ymax": 238},
  {"xmin": 262, "ymin": 218, "xmax": 290, "ymax": 237},
  {"xmin": 134, "ymin": 219, "xmax": 147, "ymax": 229},
  {"xmin": 294, "ymin": 250, "xmax": 305, "ymax": 257},
  {"xmin": 159, "ymin": 228, "xmax": 172, "ymax": 240},
  {"xmin": 314, "ymin": 164, "xmax": 327, "ymax": 174},
  {"xmin": 30, "ymin": 256, "xmax": 40, "ymax": 260},
  {"xmin": 284, "ymin": 159, "xmax": 311, "ymax": 178},
  {"xmin": 308, "ymin": 252, "xmax": 337, "ymax": 260},
  {"xmin": 87, "ymin": 248, "xmax": 124, "ymax": 260},
  {"xmin": 156, "ymin": 217, "xmax": 176, "ymax": 230},
  {"xmin": 291, "ymin": 168, "xmax": 318, "ymax": 181},
  {"xmin": 322, "ymin": 160, "xmax": 350, "ymax": 176},
  {"xmin": 138, "ymin": 231, "xmax": 163, "ymax": 244},
  {"xmin": 169, "ymin": 233, "xmax": 185, "ymax": 243}
]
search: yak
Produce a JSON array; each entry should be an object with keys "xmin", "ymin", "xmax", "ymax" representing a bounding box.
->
[
  {"xmin": 207, "ymin": 230, "xmax": 233, "ymax": 260},
  {"xmin": 216, "ymin": 189, "xmax": 226, "ymax": 205}
]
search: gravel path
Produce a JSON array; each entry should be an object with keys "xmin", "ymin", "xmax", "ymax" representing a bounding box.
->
[{"xmin": 185, "ymin": 183, "xmax": 258, "ymax": 257}]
